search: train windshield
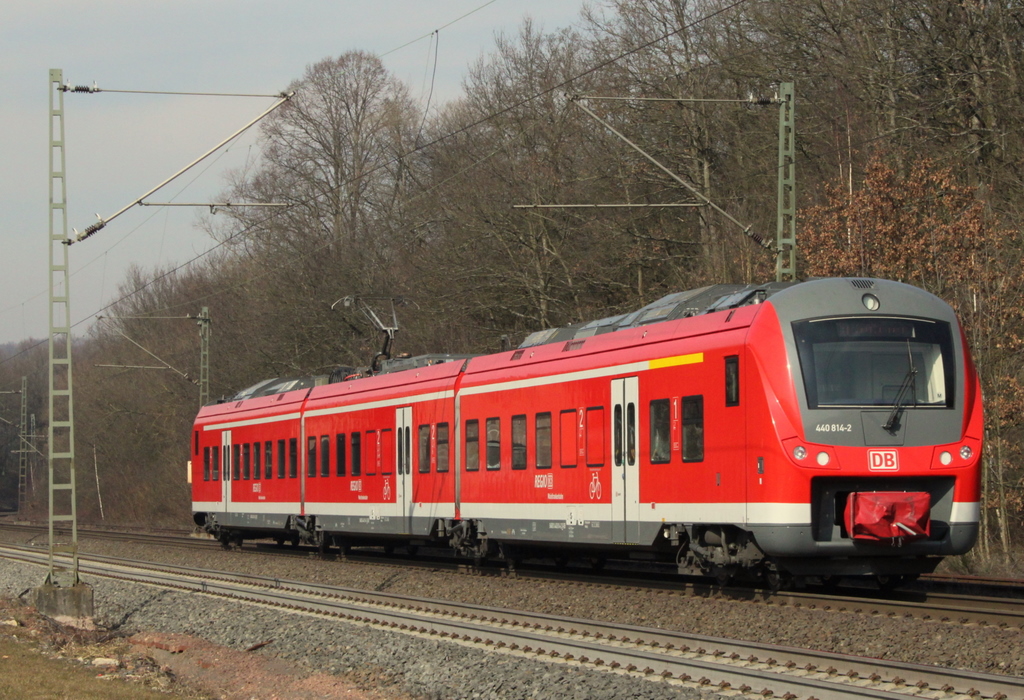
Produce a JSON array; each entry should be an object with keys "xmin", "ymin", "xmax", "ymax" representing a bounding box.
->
[{"xmin": 792, "ymin": 317, "xmax": 955, "ymax": 409}]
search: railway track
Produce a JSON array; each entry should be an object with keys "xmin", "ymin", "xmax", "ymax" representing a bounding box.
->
[
  {"xmin": 2, "ymin": 541, "xmax": 1022, "ymax": 700},
  {"xmin": 2, "ymin": 521, "xmax": 1023, "ymax": 631}
]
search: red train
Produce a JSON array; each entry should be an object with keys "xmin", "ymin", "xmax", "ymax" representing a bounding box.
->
[{"xmin": 190, "ymin": 278, "xmax": 982, "ymax": 587}]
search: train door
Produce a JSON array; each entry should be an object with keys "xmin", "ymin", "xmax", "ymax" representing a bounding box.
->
[
  {"xmin": 395, "ymin": 406, "xmax": 412, "ymax": 532},
  {"xmin": 611, "ymin": 377, "xmax": 640, "ymax": 543},
  {"xmin": 220, "ymin": 430, "xmax": 232, "ymax": 513}
]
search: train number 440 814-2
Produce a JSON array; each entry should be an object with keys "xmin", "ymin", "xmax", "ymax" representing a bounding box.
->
[{"xmin": 815, "ymin": 423, "xmax": 852, "ymax": 432}]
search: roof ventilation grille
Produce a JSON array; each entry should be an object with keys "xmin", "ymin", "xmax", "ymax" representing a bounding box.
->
[
  {"xmin": 562, "ymin": 339, "xmax": 586, "ymax": 352},
  {"xmin": 850, "ymin": 279, "xmax": 875, "ymax": 289},
  {"xmin": 510, "ymin": 349, "xmax": 525, "ymax": 361}
]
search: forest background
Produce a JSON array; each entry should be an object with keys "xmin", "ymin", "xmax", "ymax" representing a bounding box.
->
[{"xmin": 1, "ymin": 0, "xmax": 1021, "ymax": 571}]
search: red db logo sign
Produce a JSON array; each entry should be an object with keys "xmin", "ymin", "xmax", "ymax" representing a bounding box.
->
[{"xmin": 868, "ymin": 449, "xmax": 899, "ymax": 471}]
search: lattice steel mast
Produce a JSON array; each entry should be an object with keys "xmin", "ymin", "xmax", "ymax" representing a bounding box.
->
[{"xmin": 47, "ymin": 68, "xmax": 79, "ymax": 587}]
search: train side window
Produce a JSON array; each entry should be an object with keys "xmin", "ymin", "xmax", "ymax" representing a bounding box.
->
[
  {"xmin": 465, "ymin": 419, "xmax": 480, "ymax": 471},
  {"xmin": 649, "ymin": 399, "xmax": 671, "ymax": 464},
  {"xmin": 203, "ymin": 447, "xmax": 211, "ymax": 481},
  {"xmin": 194, "ymin": 430, "xmax": 199, "ymax": 456},
  {"xmin": 288, "ymin": 438, "xmax": 298, "ymax": 478},
  {"xmin": 585, "ymin": 407, "xmax": 605, "ymax": 467},
  {"xmin": 365, "ymin": 431, "xmax": 377, "ymax": 475},
  {"xmin": 626, "ymin": 402, "xmax": 636, "ymax": 466},
  {"xmin": 682, "ymin": 395, "xmax": 704, "ymax": 462},
  {"xmin": 351, "ymin": 432, "xmax": 362, "ymax": 477},
  {"xmin": 265, "ymin": 442, "xmax": 273, "ymax": 479},
  {"xmin": 212, "ymin": 445, "xmax": 220, "ymax": 481},
  {"xmin": 418, "ymin": 425, "xmax": 432, "ymax": 473},
  {"xmin": 613, "ymin": 405, "xmax": 623, "ymax": 466},
  {"xmin": 307, "ymin": 437, "xmax": 317, "ymax": 478},
  {"xmin": 252, "ymin": 442, "xmax": 261, "ymax": 480},
  {"xmin": 277, "ymin": 440, "xmax": 286, "ymax": 479},
  {"xmin": 535, "ymin": 413, "xmax": 552, "ymax": 469},
  {"xmin": 321, "ymin": 435, "xmax": 330, "ymax": 477},
  {"xmin": 559, "ymin": 409, "xmax": 577, "ymax": 468},
  {"xmin": 726, "ymin": 356, "xmax": 740, "ymax": 406},
  {"xmin": 233, "ymin": 444, "xmax": 241, "ymax": 481},
  {"xmin": 486, "ymin": 417, "xmax": 501, "ymax": 470},
  {"xmin": 243, "ymin": 443, "xmax": 251, "ymax": 480},
  {"xmin": 336, "ymin": 434, "xmax": 346, "ymax": 476},
  {"xmin": 402, "ymin": 426, "xmax": 411, "ymax": 475},
  {"xmin": 380, "ymin": 429, "xmax": 393, "ymax": 476},
  {"xmin": 512, "ymin": 415, "xmax": 527, "ymax": 470},
  {"xmin": 437, "ymin": 423, "xmax": 450, "ymax": 473}
]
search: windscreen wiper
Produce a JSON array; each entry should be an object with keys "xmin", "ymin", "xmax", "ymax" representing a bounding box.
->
[{"xmin": 882, "ymin": 343, "xmax": 917, "ymax": 433}]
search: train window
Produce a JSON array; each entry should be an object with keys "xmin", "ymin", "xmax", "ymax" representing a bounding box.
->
[
  {"xmin": 243, "ymin": 443, "xmax": 251, "ymax": 480},
  {"xmin": 381, "ymin": 429, "xmax": 394, "ymax": 476},
  {"xmin": 277, "ymin": 440, "xmax": 286, "ymax": 479},
  {"xmin": 252, "ymin": 442, "xmax": 261, "ymax": 480},
  {"xmin": 321, "ymin": 435, "xmax": 330, "ymax": 477},
  {"xmin": 351, "ymin": 432, "xmax": 362, "ymax": 477},
  {"xmin": 288, "ymin": 438, "xmax": 298, "ymax": 478},
  {"xmin": 486, "ymin": 417, "xmax": 501, "ymax": 470},
  {"xmin": 726, "ymin": 356, "xmax": 740, "ymax": 406},
  {"xmin": 585, "ymin": 407, "xmax": 605, "ymax": 467},
  {"xmin": 212, "ymin": 445, "xmax": 220, "ymax": 481},
  {"xmin": 365, "ymin": 431, "xmax": 377, "ymax": 475},
  {"xmin": 792, "ymin": 317, "xmax": 954, "ymax": 409},
  {"xmin": 194, "ymin": 431, "xmax": 199, "ymax": 456},
  {"xmin": 307, "ymin": 437, "xmax": 317, "ymax": 478},
  {"xmin": 418, "ymin": 425, "xmax": 432, "ymax": 473},
  {"xmin": 535, "ymin": 413, "xmax": 552, "ymax": 469},
  {"xmin": 203, "ymin": 447, "xmax": 211, "ymax": 481},
  {"xmin": 559, "ymin": 410, "xmax": 577, "ymax": 468},
  {"xmin": 626, "ymin": 402, "xmax": 636, "ymax": 466},
  {"xmin": 437, "ymin": 423, "xmax": 450, "ymax": 472},
  {"xmin": 233, "ymin": 445, "xmax": 241, "ymax": 481},
  {"xmin": 465, "ymin": 419, "xmax": 480, "ymax": 471},
  {"xmin": 336, "ymin": 434, "xmax": 346, "ymax": 476},
  {"xmin": 402, "ymin": 426, "xmax": 411, "ymax": 475},
  {"xmin": 265, "ymin": 442, "xmax": 273, "ymax": 479},
  {"xmin": 682, "ymin": 395, "xmax": 704, "ymax": 462},
  {"xmin": 613, "ymin": 405, "xmax": 622, "ymax": 467},
  {"xmin": 512, "ymin": 415, "xmax": 527, "ymax": 470},
  {"xmin": 650, "ymin": 399, "xmax": 671, "ymax": 464}
]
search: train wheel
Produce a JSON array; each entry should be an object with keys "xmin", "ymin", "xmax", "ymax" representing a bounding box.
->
[
  {"xmin": 553, "ymin": 556, "xmax": 569, "ymax": 570},
  {"xmin": 406, "ymin": 545, "xmax": 419, "ymax": 557},
  {"xmin": 589, "ymin": 557, "xmax": 606, "ymax": 572}
]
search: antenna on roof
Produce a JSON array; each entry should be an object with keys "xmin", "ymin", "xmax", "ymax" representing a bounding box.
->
[{"xmin": 331, "ymin": 296, "xmax": 403, "ymax": 374}]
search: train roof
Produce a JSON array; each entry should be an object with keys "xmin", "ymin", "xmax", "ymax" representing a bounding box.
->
[{"xmin": 518, "ymin": 281, "xmax": 797, "ymax": 349}]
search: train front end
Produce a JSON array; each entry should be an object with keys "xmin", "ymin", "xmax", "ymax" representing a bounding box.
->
[{"xmin": 749, "ymin": 278, "xmax": 982, "ymax": 581}]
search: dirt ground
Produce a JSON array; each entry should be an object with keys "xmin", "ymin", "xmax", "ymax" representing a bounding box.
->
[{"xmin": 0, "ymin": 596, "xmax": 408, "ymax": 700}]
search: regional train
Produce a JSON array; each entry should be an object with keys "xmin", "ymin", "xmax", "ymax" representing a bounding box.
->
[{"xmin": 190, "ymin": 278, "xmax": 982, "ymax": 588}]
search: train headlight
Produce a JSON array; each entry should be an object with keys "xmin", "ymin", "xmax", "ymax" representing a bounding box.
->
[
  {"xmin": 862, "ymin": 293, "xmax": 880, "ymax": 311},
  {"xmin": 960, "ymin": 445, "xmax": 973, "ymax": 460},
  {"xmin": 816, "ymin": 451, "xmax": 831, "ymax": 466},
  {"xmin": 793, "ymin": 446, "xmax": 807, "ymax": 460},
  {"xmin": 940, "ymin": 451, "xmax": 952, "ymax": 466}
]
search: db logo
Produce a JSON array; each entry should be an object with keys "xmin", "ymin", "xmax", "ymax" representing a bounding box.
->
[{"xmin": 868, "ymin": 449, "xmax": 899, "ymax": 471}]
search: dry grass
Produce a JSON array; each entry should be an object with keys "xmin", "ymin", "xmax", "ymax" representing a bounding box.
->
[{"xmin": 0, "ymin": 597, "xmax": 208, "ymax": 699}]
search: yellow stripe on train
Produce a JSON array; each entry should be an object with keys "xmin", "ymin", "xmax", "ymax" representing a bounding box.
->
[{"xmin": 649, "ymin": 352, "xmax": 704, "ymax": 369}]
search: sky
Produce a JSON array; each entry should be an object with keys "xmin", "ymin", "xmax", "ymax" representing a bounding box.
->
[{"xmin": 0, "ymin": 1, "xmax": 586, "ymax": 346}]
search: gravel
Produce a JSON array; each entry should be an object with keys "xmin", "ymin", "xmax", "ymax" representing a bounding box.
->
[
  {"xmin": 2, "ymin": 531, "xmax": 1023, "ymax": 699},
  {"xmin": 0, "ymin": 555, "xmax": 718, "ymax": 700}
]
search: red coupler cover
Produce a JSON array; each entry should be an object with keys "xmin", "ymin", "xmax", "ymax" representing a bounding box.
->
[{"xmin": 844, "ymin": 491, "xmax": 931, "ymax": 541}]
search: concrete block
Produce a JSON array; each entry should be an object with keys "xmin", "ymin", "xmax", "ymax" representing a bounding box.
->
[{"xmin": 31, "ymin": 583, "xmax": 94, "ymax": 618}]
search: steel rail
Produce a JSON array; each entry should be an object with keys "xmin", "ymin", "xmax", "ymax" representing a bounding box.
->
[
  {"xmin": 2, "ymin": 522, "xmax": 1023, "ymax": 629},
  {"xmin": 2, "ymin": 544, "xmax": 1021, "ymax": 700}
]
